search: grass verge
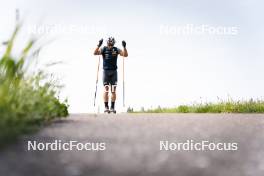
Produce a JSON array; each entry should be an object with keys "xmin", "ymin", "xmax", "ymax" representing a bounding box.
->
[
  {"xmin": 129, "ymin": 99, "xmax": 264, "ymax": 113},
  {"xmin": 0, "ymin": 24, "xmax": 68, "ymax": 147}
]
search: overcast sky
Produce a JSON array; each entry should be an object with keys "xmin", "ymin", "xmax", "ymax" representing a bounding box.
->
[{"xmin": 0, "ymin": 0, "xmax": 264, "ymax": 112}]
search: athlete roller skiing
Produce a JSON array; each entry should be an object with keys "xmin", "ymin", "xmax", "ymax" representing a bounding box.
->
[{"xmin": 94, "ymin": 37, "xmax": 128, "ymax": 113}]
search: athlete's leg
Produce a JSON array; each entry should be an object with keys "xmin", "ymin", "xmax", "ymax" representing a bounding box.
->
[
  {"xmin": 103, "ymin": 70, "xmax": 110, "ymax": 112},
  {"xmin": 104, "ymin": 84, "xmax": 110, "ymax": 105},
  {"xmin": 111, "ymin": 85, "xmax": 117, "ymax": 102},
  {"xmin": 110, "ymin": 71, "xmax": 118, "ymax": 112}
]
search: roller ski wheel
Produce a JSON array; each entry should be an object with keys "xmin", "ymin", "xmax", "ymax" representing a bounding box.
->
[{"xmin": 109, "ymin": 108, "xmax": 116, "ymax": 114}]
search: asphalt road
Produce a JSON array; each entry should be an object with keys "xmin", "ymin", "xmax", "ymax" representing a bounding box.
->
[{"xmin": 1, "ymin": 113, "xmax": 264, "ymax": 176}]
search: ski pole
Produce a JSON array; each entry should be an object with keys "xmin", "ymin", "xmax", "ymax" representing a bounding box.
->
[{"xmin": 94, "ymin": 55, "xmax": 101, "ymax": 107}]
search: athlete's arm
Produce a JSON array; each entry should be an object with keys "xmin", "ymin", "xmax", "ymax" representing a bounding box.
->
[
  {"xmin": 94, "ymin": 39, "xmax": 103, "ymax": 55},
  {"xmin": 120, "ymin": 48, "xmax": 128, "ymax": 57},
  {"xmin": 119, "ymin": 40, "xmax": 128, "ymax": 57},
  {"xmin": 94, "ymin": 46, "xmax": 101, "ymax": 55}
]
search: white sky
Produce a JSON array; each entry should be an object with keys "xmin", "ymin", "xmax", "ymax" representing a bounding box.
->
[{"xmin": 0, "ymin": 0, "xmax": 264, "ymax": 112}]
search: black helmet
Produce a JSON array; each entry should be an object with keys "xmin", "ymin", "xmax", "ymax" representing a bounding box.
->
[{"xmin": 107, "ymin": 37, "xmax": 115, "ymax": 46}]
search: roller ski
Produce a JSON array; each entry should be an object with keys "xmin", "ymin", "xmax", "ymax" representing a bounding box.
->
[{"xmin": 104, "ymin": 107, "xmax": 110, "ymax": 114}]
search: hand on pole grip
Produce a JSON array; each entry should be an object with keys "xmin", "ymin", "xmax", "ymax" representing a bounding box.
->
[
  {"xmin": 122, "ymin": 40, "xmax": 126, "ymax": 48},
  {"xmin": 98, "ymin": 39, "xmax": 103, "ymax": 47}
]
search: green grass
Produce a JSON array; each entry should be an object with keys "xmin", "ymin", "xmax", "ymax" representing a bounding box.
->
[
  {"xmin": 0, "ymin": 24, "xmax": 68, "ymax": 147},
  {"xmin": 130, "ymin": 99, "xmax": 264, "ymax": 113}
]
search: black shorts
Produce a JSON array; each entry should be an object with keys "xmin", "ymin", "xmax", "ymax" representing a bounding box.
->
[{"xmin": 103, "ymin": 70, "xmax": 117, "ymax": 86}]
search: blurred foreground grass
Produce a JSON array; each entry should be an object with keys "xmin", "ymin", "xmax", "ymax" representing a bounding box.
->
[{"xmin": 0, "ymin": 25, "xmax": 68, "ymax": 147}]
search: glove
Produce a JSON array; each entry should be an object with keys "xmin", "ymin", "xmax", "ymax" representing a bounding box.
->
[
  {"xmin": 98, "ymin": 39, "xmax": 103, "ymax": 47},
  {"xmin": 122, "ymin": 40, "xmax": 126, "ymax": 48}
]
